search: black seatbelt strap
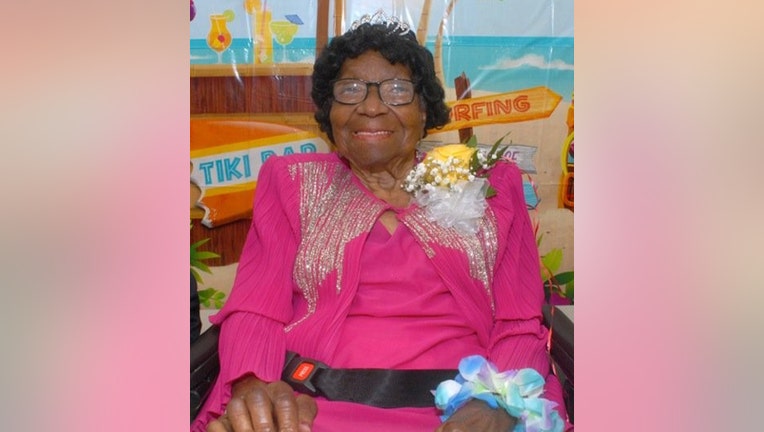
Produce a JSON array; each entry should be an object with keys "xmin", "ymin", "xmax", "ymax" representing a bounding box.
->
[{"xmin": 281, "ymin": 351, "xmax": 457, "ymax": 408}]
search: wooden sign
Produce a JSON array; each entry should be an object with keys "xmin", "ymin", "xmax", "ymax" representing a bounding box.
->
[{"xmin": 435, "ymin": 86, "xmax": 562, "ymax": 132}]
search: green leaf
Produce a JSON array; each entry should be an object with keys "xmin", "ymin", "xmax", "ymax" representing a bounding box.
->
[
  {"xmin": 191, "ymin": 260, "xmax": 212, "ymax": 274},
  {"xmin": 197, "ymin": 287, "xmax": 215, "ymax": 306},
  {"xmin": 191, "ymin": 239, "xmax": 218, "ymax": 259},
  {"xmin": 190, "ymin": 238, "xmax": 211, "ymax": 250},
  {"xmin": 193, "ymin": 251, "xmax": 220, "ymax": 260},
  {"xmin": 564, "ymin": 280, "xmax": 574, "ymax": 302},
  {"xmin": 464, "ymin": 134, "xmax": 478, "ymax": 148},
  {"xmin": 487, "ymin": 132, "xmax": 512, "ymax": 160},
  {"xmin": 540, "ymin": 248, "xmax": 563, "ymax": 275},
  {"xmin": 198, "ymin": 287, "xmax": 215, "ymax": 297},
  {"xmin": 493, "ymin": 132, "xmax": 512, "ymax": 147},
  {"xmin": 191, "ymin": 268, "xmax": 203, "ymax": 283},
  {"xmin": 191, "ymin": 236, "xmax": 220, "ymax": 275},
  {"xmin": 487, "ymin": 137, "xmax": 502, "ymax": 158},
  {"xmin": 197, "ymin": 287, "xmax": 227, "ymax": 309},
  {"xmin": 469, "ymin": 152, "xmax": 481, "ymax": 173},
  {"xmin": 552, "ymin": 271, "xmax": 574, "ymax": 285}
]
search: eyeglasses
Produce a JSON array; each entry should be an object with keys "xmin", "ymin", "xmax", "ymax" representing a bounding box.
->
[{"xmin": 332, "ymin": 78, "xmax": 416, "ymax": 106}]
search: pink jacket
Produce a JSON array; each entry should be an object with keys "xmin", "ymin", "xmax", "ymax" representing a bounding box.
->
[{"xmin": 192, "ymin": 152, "xmax": 569, "ymax": 431}]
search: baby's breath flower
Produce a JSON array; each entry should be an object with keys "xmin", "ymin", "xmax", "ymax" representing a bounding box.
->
[
  {"xmin": 401, "ymin": 137, "xmax": 510, "ymax": 233},
  {"xmin": 402, "ymin": 139, "xmax": 509, "ymax": 196}
]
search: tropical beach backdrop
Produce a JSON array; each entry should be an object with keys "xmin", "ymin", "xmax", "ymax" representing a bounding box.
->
[{"xmin": 190, "ymin": 0, "xmax": 575, "ymax": 316}]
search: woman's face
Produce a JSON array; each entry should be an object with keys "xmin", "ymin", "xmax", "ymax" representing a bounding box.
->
[{"xmin": 330, "ymin": 50, "xmax": 426, "ymax": 174}]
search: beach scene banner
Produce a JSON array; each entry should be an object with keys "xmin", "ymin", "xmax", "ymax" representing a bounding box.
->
[
  {"xmin": 191, "ymin": 0, "xmax": 573, "ymax": 203},
  {"xmin": 191, "ymin": 1, "xmax": 573, "ymax": 101},
  {"xmin": 190, "ymin": 0, "xmax": 574, "ymax": 303}
]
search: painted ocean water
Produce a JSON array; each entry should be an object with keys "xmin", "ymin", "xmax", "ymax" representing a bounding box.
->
[{"xmin": 191, "ymin": 36, "xmax": 574, "ymax": 101}]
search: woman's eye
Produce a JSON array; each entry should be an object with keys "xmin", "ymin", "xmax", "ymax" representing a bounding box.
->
[{"xmin": 340, "ymin": 85, "xmax": 363, "ymax": 95}]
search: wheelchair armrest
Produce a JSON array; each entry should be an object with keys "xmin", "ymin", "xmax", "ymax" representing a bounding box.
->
[
  {"xmin": 191, "ymin": 325, "xmax": 221, "ymax": 422},
  {"xmin": 542, "ymin": 304, "xmax": 574, "ymax": 424}
]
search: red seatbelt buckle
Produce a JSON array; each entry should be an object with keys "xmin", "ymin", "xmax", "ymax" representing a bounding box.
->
[{"xmin": 282, "ymin": 352, "xmax": 328, "ymax": 396}]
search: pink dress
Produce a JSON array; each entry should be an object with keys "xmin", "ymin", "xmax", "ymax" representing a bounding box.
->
[{"xmin": 191, "ymin": 152, "xmax": 571, "ymax": 431}]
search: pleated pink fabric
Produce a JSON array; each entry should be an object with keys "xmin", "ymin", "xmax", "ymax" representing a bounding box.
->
[{"xmin": 191, "ymin": 152, "xmax": 571, "ymax": 431}]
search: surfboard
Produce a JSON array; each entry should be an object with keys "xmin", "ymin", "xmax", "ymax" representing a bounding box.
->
[{"xmin": 191, "ymin": 118, "xmax": 331, "ymax": 227}]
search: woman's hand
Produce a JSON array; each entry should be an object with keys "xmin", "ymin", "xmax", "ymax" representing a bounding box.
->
[
  {"xmin": 435, "ymin": 399, "xmax": 516, "ymax": 432},
  {"xmin": 207, "ymin": 376, "xmax": 317, "ymax": 432}
]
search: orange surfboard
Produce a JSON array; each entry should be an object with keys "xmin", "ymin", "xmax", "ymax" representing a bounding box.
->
[{"xmin": 191, "ymin": 118, "xmax": 331, "ymax": 227}]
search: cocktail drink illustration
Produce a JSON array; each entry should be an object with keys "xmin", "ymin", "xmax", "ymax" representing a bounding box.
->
[
  {"xmin": 206, "ymin": 14, "xmax": 232, "ymax": 63},
  {"xmin": 269, "ymin": 20, "xmax": 298, "ymax": 63},
  {"xmin": 244, "ymin": 0, "xmax": 273, "ymax": 63},
  {"xmin": 243, "ymin": 0, "xmax": 258, "ymax": 14}
]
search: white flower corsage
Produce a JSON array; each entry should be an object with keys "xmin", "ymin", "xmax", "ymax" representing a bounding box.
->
[
  {"xmin": 434, "ymin": 355, "xmax": 565, "ymax": 432},
  {"xmin": 403, "ymin": 135, "xmax": 510, "ymax": 234}
]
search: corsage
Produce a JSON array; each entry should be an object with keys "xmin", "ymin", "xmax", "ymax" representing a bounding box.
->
[
  {"xmin": 433, "ymin": 355, "xmax": 564, "ymax": 432},
  {"xmin": 403, "ymin": 135, "xmax": 510, "ymax": 234}
]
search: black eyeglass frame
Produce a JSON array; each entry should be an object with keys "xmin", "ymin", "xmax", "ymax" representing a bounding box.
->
[{"xmin": 331, "ymin": 78, "xmax": 417, "ymax": 106}]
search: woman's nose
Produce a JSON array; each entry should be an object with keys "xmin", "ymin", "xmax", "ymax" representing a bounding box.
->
[{"xmin": 356, "ymin": 86, "xmax": 387, "ymax": 115}]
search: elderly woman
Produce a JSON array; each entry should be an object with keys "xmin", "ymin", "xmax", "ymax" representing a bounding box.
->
[{"xmin": 193, "ymin": 16, "xmax": 569, "ymax": 432}]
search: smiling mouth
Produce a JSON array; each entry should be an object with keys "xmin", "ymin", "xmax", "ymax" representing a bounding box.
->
[{"xmin": 353, "ymin": 130, "xmax": 393, "ymax": 138}]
